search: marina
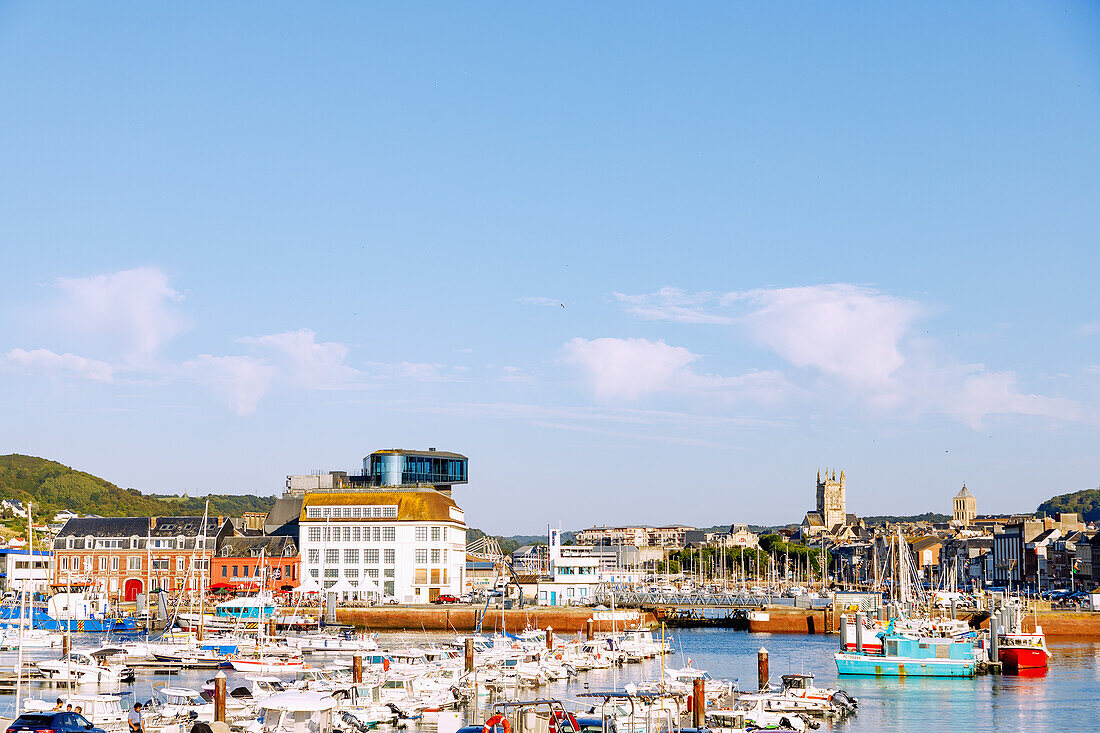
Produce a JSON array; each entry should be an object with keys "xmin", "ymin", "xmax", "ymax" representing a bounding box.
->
[{"xmin": 0, "ymin": 627, "xmax": 1093, "ymax": 732}]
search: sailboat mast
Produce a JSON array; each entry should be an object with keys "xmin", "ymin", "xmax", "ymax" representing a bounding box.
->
[{"xmin": 15, "ymin": 505, "xmax": 32, "ymax": 714}]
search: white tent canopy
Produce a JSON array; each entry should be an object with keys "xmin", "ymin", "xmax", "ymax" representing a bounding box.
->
[{"xmin": 291, "ymin": 577, "xmax": 322, "ymax": 594}]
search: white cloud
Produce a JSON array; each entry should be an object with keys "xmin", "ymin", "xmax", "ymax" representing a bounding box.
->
[
  {"xmin": 1, "ymin": 348, "xmax": 114, "ymax": 383},
  {"xmin": 1082, "ymin": 321, "xmax": 1100, "ymax": 336},
  {"xmin": 182, "ymin": 355, "xmax": 276, "ymax": 416},
  {"xmin": 562, "ymin": 336, "xmax": 787, "ymax": 402},
  {"xmin": 732, "ymin": 284, "xmax": 922, "ymax": 392},
  {"xmin": 613, "ymin": 288, "xmax": 733, "ymax": 325},
  {"xmin": 563, "ymin": 337, "xmax": 699, "ymax": 400},
  {"xmin": 54, "ymin": 267, "xmax": 190, "ymax": 363},
  {"xmin": 239, "ymin": 329, "xmax": 360, "ymax": 389}
]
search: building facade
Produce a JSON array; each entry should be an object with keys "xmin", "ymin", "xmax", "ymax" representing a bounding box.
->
[
  {"xmin": 574, "ymin": 525, "xmax": 693, "ymax": 548},
  {"xmin": 298, "ymin": 489, "xmax": 466, "ymax": 602},
  {"xmin": 52, "ymin": 517, "xmax": 232, "ymax": 602},
  {"xmin": 212, "ymin": 536, "xmax": 300, "ymax": 590},
  {"xmin": 953, "ymin": 485, "xmax": 977, "ymax": 526}
]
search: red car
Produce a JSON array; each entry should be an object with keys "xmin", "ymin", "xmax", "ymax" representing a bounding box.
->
[{"xmin": 433, "ymin": 594, "xmax": 460, "ymax": 604}]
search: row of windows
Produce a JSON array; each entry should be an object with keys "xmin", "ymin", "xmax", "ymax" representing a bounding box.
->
[
  {"xmin": 57, "ymin": 556, "xmax": 206, "ymax": 572},
  {"xmin": 311, "ymin": 568, "xmax": 396, "ymax": 579},
  {"xmin": 306, "ymin": 526, "xmax": 397, "ymax": 543},
  {"xmin": 306, "ymin": 548, "xmax": 398, "ymax": 565},
  {"xmin": 220, "ymin": 564, "xmax": 297, "ymax": 580},
  {"xmin": 58, "ymin": 537, "xmax": 213, "ymax": 550},
  {"xmin": 306, "ymin": 505, "xmax": 398, "ymax": 519}
]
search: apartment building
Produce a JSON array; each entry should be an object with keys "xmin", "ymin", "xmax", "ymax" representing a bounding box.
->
[
  {"xmin": 52, "ymin": 516, "xmax": 232, "ymax": 601},
  {"xmin": 298, "ymin": 489, "xmax": 466, "ymax": 602}
]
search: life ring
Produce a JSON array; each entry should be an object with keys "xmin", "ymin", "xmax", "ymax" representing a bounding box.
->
[
  {"xmin": 548, "ymin": 711, "xmax": 578, "ymax": 733},
  {"xmin": 483, "ymin": 714, "xmax": 511, "ymax": 733},
  {"xmin": 554, "ymin": 651, "xmax": 563, "ymax": 661}
]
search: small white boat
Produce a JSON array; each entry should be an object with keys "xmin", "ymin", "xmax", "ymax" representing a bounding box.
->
[{"xmin": 229, "ymin": 656, "xmax": 307, "ymax": 674}]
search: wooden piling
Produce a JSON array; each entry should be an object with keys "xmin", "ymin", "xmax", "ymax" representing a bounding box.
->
[
  {"xmin": 214, "ymin": 671, "xmax": 226, "ymax": 722},
  {"xmin": 691, "ymin": 677, "xmax": 705, "ymax": 728},
  {"xmin": 757, "ymin": 647, "xmax": 769, "ymax": 691},
  {"xmin": 352, "ymin": 654, "xmax": 363, "ymax": 683},
  {"xmin": 585, "ymin": 619, "xmax": 594, "ymax": 641},
  {"xmin": 464, "ymin": 638, "xmax": 474, "ymax": 672}
]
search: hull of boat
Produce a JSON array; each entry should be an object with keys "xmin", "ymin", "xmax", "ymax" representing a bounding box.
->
[
  {"xmin": 835, "ymin": 652, "xmax": 976, "ymax": 677},
  {"xmin": 999, "ymin": 646, "xmax": 1049, "ymax": 670},
  {"xmin": 228, "ymin": 658, "xmax": 305, "ymax": 673}
]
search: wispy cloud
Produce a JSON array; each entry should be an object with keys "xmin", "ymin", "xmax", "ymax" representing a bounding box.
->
[
  {"xmin": 1082, "ymin": 321, "xmax": 1100, "ymax": 336},
  {"xmin": 239, "ymin": 329, "xmax": 361, "ymax": 389},
  {"xmin": 363, "ymin": 361, "xmax": 468, "ymax": 382},
  {"xmin": 1, "ymin": 348, "xmax": 115, "ymax": 383},
  {"xmin": 182, "ymin": 355, "xmax": 277, "ymax": 416},
  {"xmin": 613, "ymin": 284, "xmax": 1089, "ymax": 429},
  {"xmin": 517, "ymin": 296, "xmax": 561, "ymax": 307},
  {"xmin": 613, "ymin": 288, "xmax": 733, "ymax": 325},
  {"xmin": 562, "ymin": 336, "xmax": 789, "ymax": 403}
]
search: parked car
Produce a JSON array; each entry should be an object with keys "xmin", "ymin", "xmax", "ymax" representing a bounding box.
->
[
  {"xmin": 433, "ymin": 594, "xmax": 460, "ymax": 604},
  {"xmin": 7, "ymin": 713, "xmax": 105, "ymax": 733}
]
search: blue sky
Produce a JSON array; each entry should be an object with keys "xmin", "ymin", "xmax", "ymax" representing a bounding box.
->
[{"xmin": 1, "ymin": 3, "xmax": 1098, "ymax": 533}]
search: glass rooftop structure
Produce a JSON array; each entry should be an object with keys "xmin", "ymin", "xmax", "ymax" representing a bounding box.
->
[{"xmin": 351, "ymin": 449, "xmax": 468, "ymax": 493}]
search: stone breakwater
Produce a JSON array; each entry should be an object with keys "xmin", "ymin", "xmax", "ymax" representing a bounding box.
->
[
  {"xmin": 319, "ymin": 604, "xmax": 1100, "ymax": 637},
  {"xmin": 332, "ymin": 606, "xmax": 656, "ymax": 633}
]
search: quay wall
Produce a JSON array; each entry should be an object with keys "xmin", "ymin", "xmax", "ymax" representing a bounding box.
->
[{"xmin": 332, "ymin": 606, "xmax": 657, "ymax": 633}]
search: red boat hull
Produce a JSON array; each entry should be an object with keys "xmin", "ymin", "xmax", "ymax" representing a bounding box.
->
[{"xmin": 999, "ymin": 646, "xmax": 1049, "ymax": 670}]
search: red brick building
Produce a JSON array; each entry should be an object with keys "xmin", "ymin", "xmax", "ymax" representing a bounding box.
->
[{"xmin": 52, "ymin": 516, "xmax": 233, "ymax": 602}]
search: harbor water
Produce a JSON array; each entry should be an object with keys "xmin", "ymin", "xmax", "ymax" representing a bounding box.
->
[{"xmin": 1, "ymin": 628, "xmax": 1095, "ymax": 731}]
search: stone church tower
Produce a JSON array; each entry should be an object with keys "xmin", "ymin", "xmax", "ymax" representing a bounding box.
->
[
  {"xmin": 816, "ymin": 469, "xmax": 846, "ymax": 530},
  {"xmin": 953, "ymin": 484, "xmax": 976, "ymax": 526}
]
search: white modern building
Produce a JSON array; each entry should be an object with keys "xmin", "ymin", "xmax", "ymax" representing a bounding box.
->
[
  {"xmin": 298, "ymin": 488, "xmax": 466, "ymax": 602},
  {"xmin": 0, "ymin": 549, "xmax": 52, "ymax": 594},
  {"xmin": 529, "ymin": 528, "xmax": 600, "ymax": 606}
]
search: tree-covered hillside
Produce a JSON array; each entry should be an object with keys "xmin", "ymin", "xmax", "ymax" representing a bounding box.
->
[
  {"xmin": 0, "ymin": 454, "xmax": 276, "ymax": 520},
  {"xmin": 1037, "ymin": 488, "xmax": 1100, "ymax": 523}
]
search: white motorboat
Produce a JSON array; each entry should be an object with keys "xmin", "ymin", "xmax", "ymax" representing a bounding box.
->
[
  {"xmin": 24, "ymin": 693, "xmax": 129, "ymax": 731},
  {"xmin": 36, "ymin": 650, "xmax": 135, "ymax": 684},
  {"xmin": 245, "ymin": 691, "xmax": 337, "ymax": 733}
]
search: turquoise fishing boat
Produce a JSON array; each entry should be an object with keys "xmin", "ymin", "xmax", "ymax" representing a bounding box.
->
[{"xmin": 835, "ymin": 630, "xmax": 977, "ymax": 677}]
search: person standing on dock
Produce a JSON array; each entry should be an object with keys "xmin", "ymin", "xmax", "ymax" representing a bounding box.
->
[{"xmin": 128, "ymin": 703, "xmax": 144, "ymax": 733}]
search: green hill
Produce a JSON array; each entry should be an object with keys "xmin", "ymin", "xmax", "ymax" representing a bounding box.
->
[
  {"xmin": 1037, "ymin": 488, "xmax": 1100, "ymax": 523},
  {"xmin": 0, "ymin": 454, "xmax": 276, "ymax": 521}
]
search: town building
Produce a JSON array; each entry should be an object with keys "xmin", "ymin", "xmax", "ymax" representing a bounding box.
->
[
  {"xmin": 706, "ymin": 524, "xmax": 760, "ymax": 549},
  {"xmin": 296, "ymin": 449, "xmax": 469, "ymax": 603},
  {"xmin": 212, "ymin": 536, "xmax": 300, "ymax": 590},
  {"xmin": 952, "ymin": 485, "xmax": 977, "ymax": 526},
  {"xmin": 993, "ymin": 514, "xmax": 1083, "ymax": 588},
  {"xmin": 0, "ymin": 548, "xmax": 52, "ymax": 594},
  {"xmin": 574, "ymin": 525, "xmax": 693, "ymax": 548},
  {"xmin": 52, "ymin": 516, "xmax": 232, "ymax": 601},
  {"xmin": 911, "ymin": 536, "xmax": 944, "ymax": 578},
  {"xmin": 1, "ymin": 499, "xmax": 28, "ymax": 518}
]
